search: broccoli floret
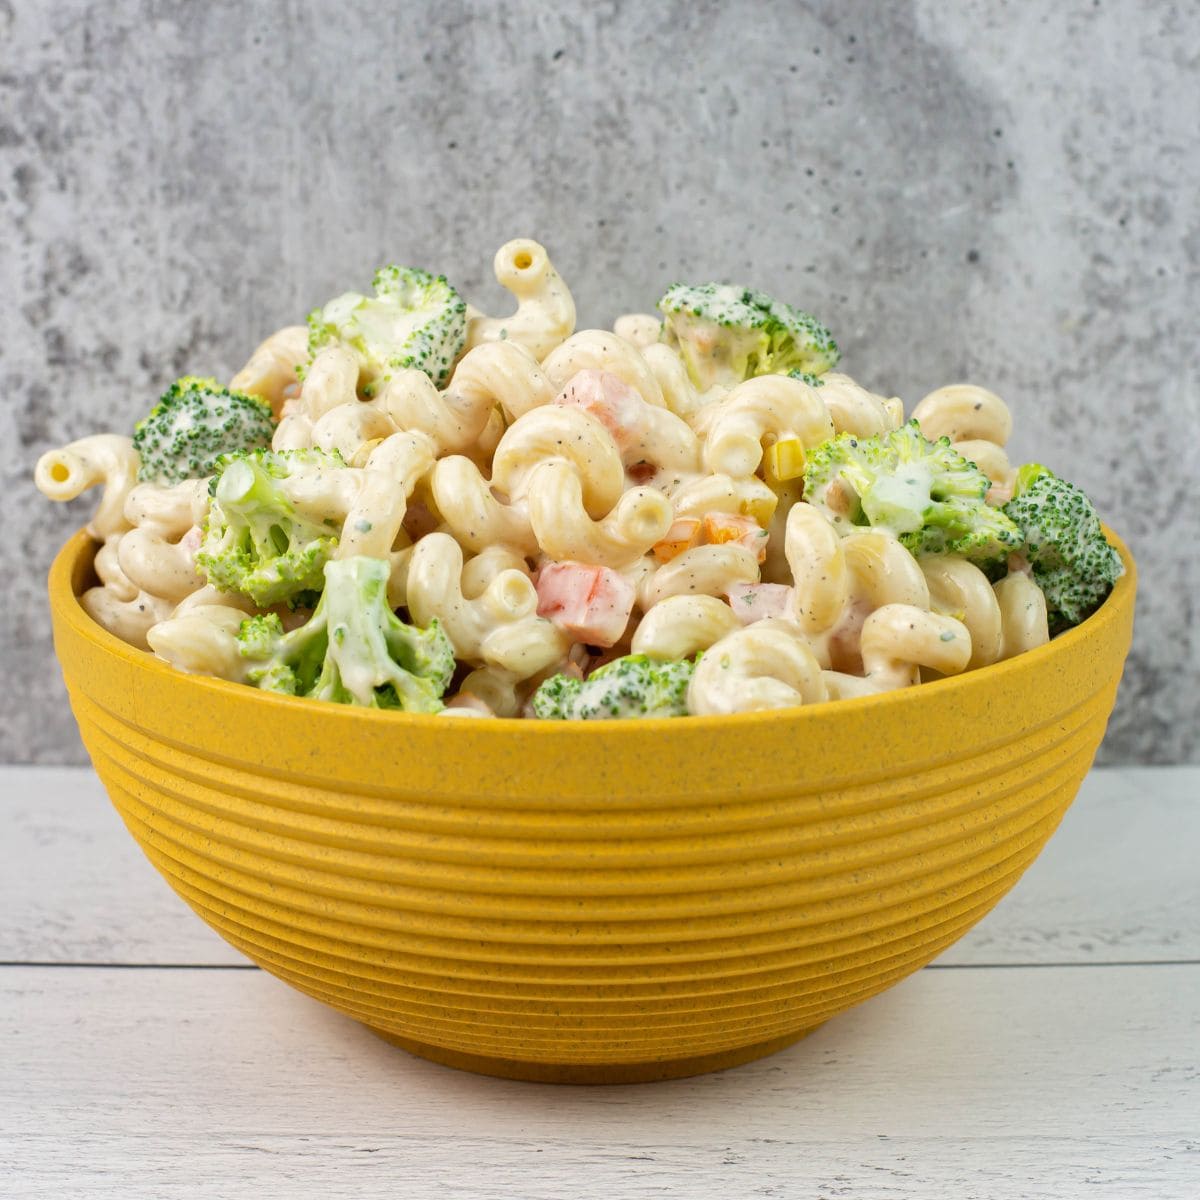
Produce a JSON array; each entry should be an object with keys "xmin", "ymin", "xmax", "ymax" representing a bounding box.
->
[
  {"xmin": 803, "ymin": 421, "xmax": 1024, "ymax": 567},
  {"xmin": 308, "ymin": 265, "xmax": 467, "ymax": 394},
  {"xmin": 787, "ymin": 370, "xmax": 826, "ymax": 388},
  {"xmin": 236, "ymin": 613, "xmax": 287, "ymax": 661},
  {"xmin": 196, "ymin": 447, "xmax": 346, "ymax": 606},
  {"xmin": 532, "ymin": 655, "xmax": 694, "ymax": 720},
  {"xmin": 132, "ymin": 376, "xmax": 275, "ymax": 485},
  {"xmin": 236, "ymin": 556, "xmax": 454, "ymax": 712},
  {"xmin": 1002, "ymin": 464, "xmax": 1123, "ymax": 634},
  {"xmin": 657, "ymin": 283, "xmax": 839, "ymax": 391}
]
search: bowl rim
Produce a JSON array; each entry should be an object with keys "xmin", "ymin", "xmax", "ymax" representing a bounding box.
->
[{"xmin": 49, "ymin": 526, "xmax": 1136, "ymax": 736}]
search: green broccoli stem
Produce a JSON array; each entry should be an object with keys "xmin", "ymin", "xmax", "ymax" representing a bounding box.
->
[
  {"xmin": 214, "ymin": 459, "xmax": 261, "ymax": 506},
  {"xmin": 216, "ymin": 454, "xmax": 333, "ymax": 561}
]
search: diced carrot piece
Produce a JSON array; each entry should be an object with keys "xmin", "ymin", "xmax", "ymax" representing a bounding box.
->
[
  {"xmin": 701, "ymin": 513, "xmax": 770, "ymax": 563},
  {"xmin": 652, "ymin": 517, "xmax": 702, "ymax": 563},
  {"xmin": 535, "ymin": 561, "xmax": 636, "ymax": 647}
]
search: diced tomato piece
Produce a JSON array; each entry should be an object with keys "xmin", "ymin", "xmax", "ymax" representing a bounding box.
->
[
  {"xmin": 554, "ymin": 369, "xmax": 643, "ymax": 453},
  {"xmin": 535, "ymin": 561, "xmax": 636, "ymax": 647},
  {"xmin": 726, "ymin": 582, "xmax": 793, "ymax": 625},
  {"xmin": 652, "ymin": 517, "xmax": 703, "ymax": 563},
  {"xmin": 701, "ymin": 512, "xmax": 770, "ymax": 563}
]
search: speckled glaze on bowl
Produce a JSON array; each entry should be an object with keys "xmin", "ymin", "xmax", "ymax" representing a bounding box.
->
[{"xmin": 48, "ymin": 529, "xmax": 1135, "ymax": 1083}]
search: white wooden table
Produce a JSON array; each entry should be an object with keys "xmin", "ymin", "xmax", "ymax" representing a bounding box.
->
[{"xmin": 1, "ymin": 766, "xmax": 1196, "ymax": 1199}]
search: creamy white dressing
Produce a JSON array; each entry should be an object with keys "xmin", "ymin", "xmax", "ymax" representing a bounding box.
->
[{"xmin": 859, "ymin": 465, "xmax": 934, "ymax": 533}]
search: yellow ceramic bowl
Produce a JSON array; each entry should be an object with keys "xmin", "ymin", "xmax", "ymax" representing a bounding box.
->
[{"xmin": 49, "ymin": 529, "xmax": 1136, "ymax": 1083}]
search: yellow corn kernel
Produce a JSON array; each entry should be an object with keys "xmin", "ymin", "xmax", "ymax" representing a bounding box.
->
[
  {"xmin": 764, "ymin": 437, "xmax": 806, "ymax": 484},
  {"xmin": 740, "ymin": 495, "xmax": 776, "ymax": 526}
]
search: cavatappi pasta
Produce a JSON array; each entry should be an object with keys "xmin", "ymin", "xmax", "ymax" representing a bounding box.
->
[{"xmin": 36, "ymin": 238, "xmax": 1121, "ymax": 718}]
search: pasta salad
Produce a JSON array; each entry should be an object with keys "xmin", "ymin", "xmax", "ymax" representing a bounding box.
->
[{"xmin": 35, "ymin": 239, "xmax": 1124, "ymax": 719}]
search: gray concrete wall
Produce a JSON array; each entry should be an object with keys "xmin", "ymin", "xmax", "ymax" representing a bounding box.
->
[{"xmin": 3, "ymin": 0, "xmax": 1196, "ymax": 763}]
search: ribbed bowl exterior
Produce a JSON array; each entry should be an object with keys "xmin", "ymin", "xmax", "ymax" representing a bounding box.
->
[{"xmin": 49, "ymin": 530, "xmax": 1136, "ymax": 1082}]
